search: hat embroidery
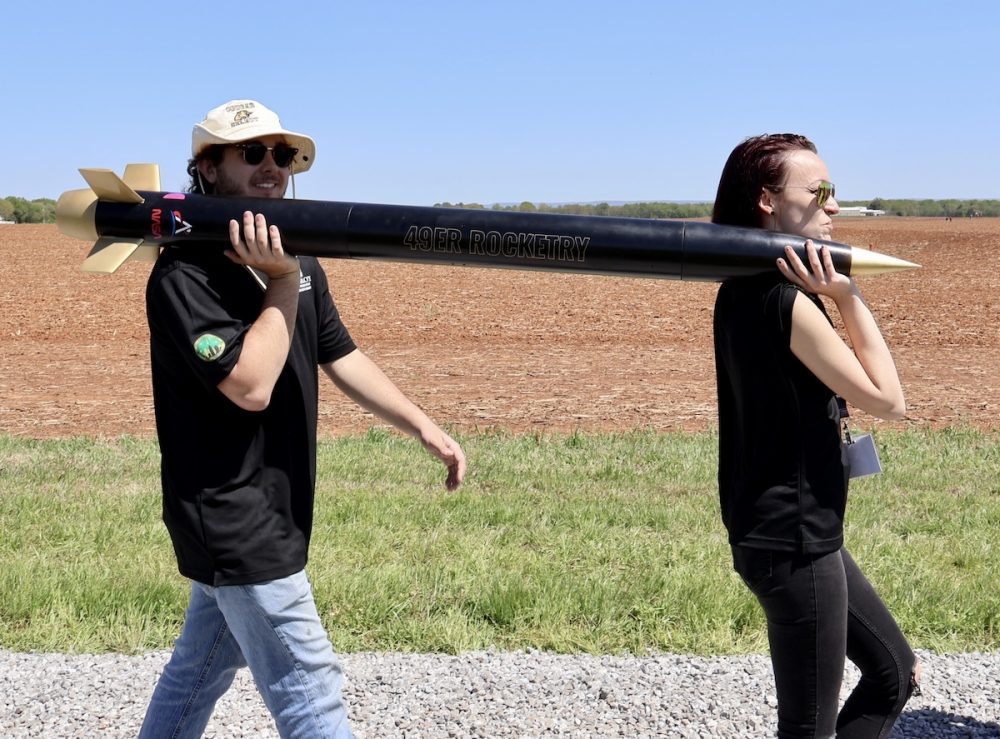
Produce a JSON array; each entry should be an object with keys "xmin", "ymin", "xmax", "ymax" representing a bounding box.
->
[
  {"xmin": 232, "ymin": 109, "xmax": 256, "ymax": 128},
  {"xmin": 193, "ymin": 334, "xmax": 226, "ymax": 362}
]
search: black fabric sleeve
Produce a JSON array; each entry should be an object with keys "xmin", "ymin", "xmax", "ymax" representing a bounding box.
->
[
  {"xmin": 311, "ymin": 263, "xmax": 357, "ymax": 364},
  {"xmin": 147, "ymin": 263, "xmax": 249, "ymax": 389}
]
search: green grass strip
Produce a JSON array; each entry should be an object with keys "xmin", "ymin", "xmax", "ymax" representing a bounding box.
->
[{"xmin": 0, "ymin": 428, "xmax": 996, "ymax": 655}]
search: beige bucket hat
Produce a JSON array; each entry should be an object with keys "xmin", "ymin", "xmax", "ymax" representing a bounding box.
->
[{"xmin": 192, "ymin": 100, "xmax": 316, "ymax": 173}]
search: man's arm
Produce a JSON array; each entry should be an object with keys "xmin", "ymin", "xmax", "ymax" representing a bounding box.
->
[
  {"xmin": 218, "ymin": 212, "xmax": 301, "ymax": 411},
  {"xmin": 322, "ymin": 349, "xmax": 466, "ymax": 490}
]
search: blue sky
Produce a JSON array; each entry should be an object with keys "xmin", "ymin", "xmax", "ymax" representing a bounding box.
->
[{"xmin": 3, "ymin": 1, "xmax": 997, "ymax": 205}]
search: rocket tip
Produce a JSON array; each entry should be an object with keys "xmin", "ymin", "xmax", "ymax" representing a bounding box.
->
[{"xmin": 849, "ymin": 245, "xmax": 920, "ymax": 276}]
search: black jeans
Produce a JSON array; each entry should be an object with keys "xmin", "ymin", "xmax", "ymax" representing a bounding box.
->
[{"xmin": 732, "ymin": 546, "xmax": 917, "ymax": 739}]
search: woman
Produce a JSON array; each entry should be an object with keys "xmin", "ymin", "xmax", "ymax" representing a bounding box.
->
[{"xmin": 711, "ymin": 133, "xmax": 920, "ymax": 738}]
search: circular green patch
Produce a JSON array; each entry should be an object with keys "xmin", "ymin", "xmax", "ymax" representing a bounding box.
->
[{"xmin": 193, "ymin": 333, "xmax": 225, "ymax": 362}]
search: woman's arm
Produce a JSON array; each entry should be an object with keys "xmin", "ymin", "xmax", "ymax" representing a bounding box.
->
[{"xmin": 778, "ymin": 242, "xmax": 905, "ymax": 420}]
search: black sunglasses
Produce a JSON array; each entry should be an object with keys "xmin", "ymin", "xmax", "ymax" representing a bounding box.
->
[{"xmin": 233, "ymin": 142, "xmax": 299, "ymax": 169}]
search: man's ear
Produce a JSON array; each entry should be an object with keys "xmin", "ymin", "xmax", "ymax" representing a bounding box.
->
[{"xmin": 197, "ymin": 158, "xmax": 218, "ymax": 185}]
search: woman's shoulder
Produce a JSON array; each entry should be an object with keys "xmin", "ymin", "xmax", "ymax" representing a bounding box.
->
[{"xmin": 718, "ymin": 273, "xmax": 793, "ymax": 303}]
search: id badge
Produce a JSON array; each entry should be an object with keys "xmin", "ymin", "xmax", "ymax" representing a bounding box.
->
[{"xmin": 846, "ymin": 434, "xmax": 883, "ymax": 478}]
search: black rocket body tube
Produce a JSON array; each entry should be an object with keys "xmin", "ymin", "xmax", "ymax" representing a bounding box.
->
[
  {"xmin": 94, "ymin": 191, "xmax": 858, "ymax": 280},
  {"xmin": 56, "ymin": 165, "xmax": 919, "ymax": 278}
]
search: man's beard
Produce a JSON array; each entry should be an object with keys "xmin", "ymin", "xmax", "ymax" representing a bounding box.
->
[
  {"xmin": 212, "ymin": 169, "xmax": 246, "ymax": 197},
  {"xmin": 212, "ymin": 169, "xmax": 286, "ymax": 198}
]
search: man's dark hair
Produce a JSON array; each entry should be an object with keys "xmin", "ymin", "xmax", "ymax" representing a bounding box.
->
[
  {"xmin": 711, "ymin": 134, "xmax": 817, "ymax": 228},
  {"xmin": 186, "ymin": 146, "xmax": 227, "ymax": 194}
]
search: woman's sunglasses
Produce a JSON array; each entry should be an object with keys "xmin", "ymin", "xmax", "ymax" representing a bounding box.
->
[
  {"xmin": 778, "ymin": 180, "xmax": 836, "ymax": 208},
  {"xmin": 233, "ymin": 142, "xmax": 299, "ymax": 169}
]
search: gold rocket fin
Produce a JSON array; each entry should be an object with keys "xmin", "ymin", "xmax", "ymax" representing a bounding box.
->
[
  {"xmin": 58, "ymin": 165, "xmax": 163, "ymax": 272},
  {"xmin": 131, "ymin": 244, "xmax": 162, "ymax": 262},
  {"xmin": 79, "ymin": 168, "xmax": 145, "ymax": 204},
  {"xmin": 121, "ymin": 165, "xmax": 162, "ymax": 262},
  {"xmin": 122, "ymin": 163, "xmax": 161, "ymax": 192},
  {"xmin": 849, "ymin": 245, "xmax": 920, "ymax": 276},
  {"xmin": 81, "ymin": 237, "xmax": 145, "ymax": 273}
]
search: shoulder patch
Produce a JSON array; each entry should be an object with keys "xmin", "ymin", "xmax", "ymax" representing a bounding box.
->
[{"xmin": 193, "ymin": 333, "xmax": 226, "ymax": 362}]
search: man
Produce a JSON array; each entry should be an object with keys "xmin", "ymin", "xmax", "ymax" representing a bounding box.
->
[{"xmin": 140, "ymin": 99, "xmax": 466, "ymax": 738}]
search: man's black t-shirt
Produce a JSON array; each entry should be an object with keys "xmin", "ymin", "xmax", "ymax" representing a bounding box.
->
[
  {"xmin": 713, "ymin": 273, "xmax": 848, "ymax": 554},
  {"xmin": 146, "ymin": 246, "xmax": 356, "ymax": 585}
]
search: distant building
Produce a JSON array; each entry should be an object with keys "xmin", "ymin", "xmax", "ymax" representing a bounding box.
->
[{"xmin": 834, "ymin": 206, "xmax": 885, "ymax": 217}]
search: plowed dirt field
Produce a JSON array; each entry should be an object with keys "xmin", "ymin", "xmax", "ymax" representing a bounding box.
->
[{"xmin": 1, "ymin": 218, "xmax": 996, "ymax": 438}]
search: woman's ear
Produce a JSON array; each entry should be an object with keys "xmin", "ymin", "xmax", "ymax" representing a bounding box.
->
[{"xmin": 757, "ymin": 187, "xmax": 775, "ymax": 216}]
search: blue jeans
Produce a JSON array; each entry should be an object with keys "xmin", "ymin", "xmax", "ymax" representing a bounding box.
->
[
  {"xmin": 732, "ymin": 546, "xmax": 916, "ymax": 739},
  {"xmin": 139, "ymin": 570, "xmax": 353, "ymax": 739}
]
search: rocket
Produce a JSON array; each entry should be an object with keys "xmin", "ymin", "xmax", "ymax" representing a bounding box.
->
[{"xmin": 56, "ymin": 164, "xmax": 919, "ymax": 278}]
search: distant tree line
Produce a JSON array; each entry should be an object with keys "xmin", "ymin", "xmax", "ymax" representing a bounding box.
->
[
  {"xmin": 859, "ymin": 198, "xmax": 999, "ymax": 217},
  {"xmin": 436, "ymin": 199, "xmax": 1000, "ymax": 218},
  {"xmin": 0, "ymin": 197, "xmax": 57, "ymax": 223}
]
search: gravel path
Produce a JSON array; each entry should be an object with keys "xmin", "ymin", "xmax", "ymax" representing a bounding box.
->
[{"xmin": 2, "ymin": 649, "xmax": 998, "ymax": 737}]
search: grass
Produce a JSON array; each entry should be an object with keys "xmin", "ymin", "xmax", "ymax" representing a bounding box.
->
[{"xmin": 0, "ymin": 428, "xmax": 997, "ymax": 655}]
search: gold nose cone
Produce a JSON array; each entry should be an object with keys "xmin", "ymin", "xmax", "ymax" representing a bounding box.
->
[{"xmin": 849, "ymin": 245, "xmax": 920, "ymax": 276}]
